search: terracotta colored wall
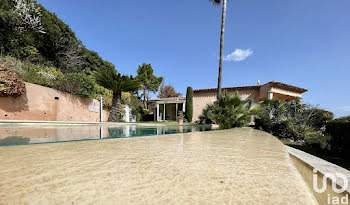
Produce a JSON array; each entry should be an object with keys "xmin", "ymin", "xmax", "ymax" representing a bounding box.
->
[
  {"xmin": 0, "ymin": 83, "xmax": 109, "ymax": 122},
  {"xmin": 192, "ymin": 89, "xmax": 260, "ymax": 121}
]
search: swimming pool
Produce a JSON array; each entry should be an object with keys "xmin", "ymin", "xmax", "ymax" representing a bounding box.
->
[{"xmin": 0, "ymin": 123, "xmax": 212, "ymax": 146}]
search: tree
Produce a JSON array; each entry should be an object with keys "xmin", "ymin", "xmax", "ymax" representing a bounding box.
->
[
  {"xmin": 210, "ymin": 0, "xmax": 227, "ymax": 99},
  {"xmin": 94, "ymin": 67, "xmax": 140, "ymax": 122},
  {"xmin": 136, "ymin": 63, "xmax": 163, "ymax": 108},
  {"xmin": 13, "ymin": 0, "xmax": 45, "ymax": 33},
  {"xmin": 185, "ymin": 87, "xmax": 193, "ymax": 122},
  {"xmin": 157, "ymin": 84, "xmax": 182, "ymax": 98}
]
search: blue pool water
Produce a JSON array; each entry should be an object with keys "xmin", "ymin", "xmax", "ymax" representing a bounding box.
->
[{"xmin": 0, "ymin": 124, "xmax": 212, "ymax": 146}]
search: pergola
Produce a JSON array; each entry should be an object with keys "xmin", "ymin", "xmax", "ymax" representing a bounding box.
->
[{"xmin": 150, "ymin": 97, "xmax": 186, "ymax": 121}]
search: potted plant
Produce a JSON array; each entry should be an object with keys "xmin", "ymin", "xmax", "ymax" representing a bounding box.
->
[{"xmin": 177, "ymin": 111, "xmax": 184, "ymax": 125}]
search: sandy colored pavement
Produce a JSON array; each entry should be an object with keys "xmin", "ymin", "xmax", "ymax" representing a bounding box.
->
[{"xmin": 0, "ymin": 128, "xmax": 317, "ymax": 204}]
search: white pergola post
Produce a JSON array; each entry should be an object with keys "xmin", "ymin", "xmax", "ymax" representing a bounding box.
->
[
  {"xmin": 182, "ymin": 102, "xmax": 185, "ymax": 112},
  {"xmin": 175, "ymin": 103, "xmax": 178, "ymax": 120},
  {"xmin": 163, "ymin": 103, "xmax": 166, "ymax": 121},
  {"xmin": 156, "ymin": 103, "xmax": 160, "ymax": 122},
  {"xmin": 268, "ymin": 91, "xmax": 274, "ymax": 100}
]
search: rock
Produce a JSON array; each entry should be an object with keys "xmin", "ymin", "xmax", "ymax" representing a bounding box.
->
[{"xmin": 0, "ymin": 64, "xmax": 26, "ymax": 97}]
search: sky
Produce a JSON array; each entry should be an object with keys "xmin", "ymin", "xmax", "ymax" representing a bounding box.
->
[{"xmin": 37, "ymin": 0, "xmax": 350, "ymax": 117}]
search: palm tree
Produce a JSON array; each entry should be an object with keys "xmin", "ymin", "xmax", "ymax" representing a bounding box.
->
[
  {"xmin": 206, "ymin": 91, "xmax": 259, "ymax": 129},
  {"xmin": 210, "ymin": 0, "xmax": 227, "ymax": 99},
  {"xmin": 94, "ymin": 68, "xmax": 140, "ymax": 122}
]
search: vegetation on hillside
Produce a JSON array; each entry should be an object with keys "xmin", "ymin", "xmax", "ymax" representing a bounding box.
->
[{"xmin": 0, "ymin": 0, "xmax": 115, "ymax": 102}]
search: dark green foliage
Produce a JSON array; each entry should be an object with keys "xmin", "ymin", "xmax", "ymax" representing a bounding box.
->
[
  {"xmin": 326, "ymin": 116, "xmax": 350, "ymax": 154},
  {"xmin": 55, "ymin": 73, "xmax": 96, "ymax": 97},
  {"xmin": 185, "ymin": 87, "xmax": 193, "ymax": 122},
  {"xmin": 255, "ymin": 99, "xmax": 334, "ymax": 147},
  {"xmin": 136, "ymin": 63, "xmax": 163, "ymax": 108},
  {"xmin": 200, "ymin": 91, "xmax": 258, "ymax": 129},
  {"xmin": 121, "ymin": 92, "xmax": 152, "ymax": 121},
  {"xmin": 199, "ymin": 104, "xmax": 214, "ymax": 124},
  {"xmin": 305, "ymin": 108, "xmax": 334, "ymax": 130}
]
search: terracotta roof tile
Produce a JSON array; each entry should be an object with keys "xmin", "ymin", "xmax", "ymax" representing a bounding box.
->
[{"xmin": 193, "ymin": 81, "xmax": 307, "ymax": 94}]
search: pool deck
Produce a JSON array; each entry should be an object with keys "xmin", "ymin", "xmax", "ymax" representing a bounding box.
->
[{"xmin": 0, "ymin": 128, "xmax": 317, "ymax": 204}]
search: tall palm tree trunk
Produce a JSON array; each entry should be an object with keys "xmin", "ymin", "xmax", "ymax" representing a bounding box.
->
[
  {"xmin": 217, "ymin": 0, "xmax": 227, "ymax": 99},
  {"xmin": 108, "ymin": 91, "xmax": 122, "ymax": 122}
]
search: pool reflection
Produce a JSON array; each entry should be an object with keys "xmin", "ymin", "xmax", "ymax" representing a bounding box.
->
[{"xmin": 0, "ymin": 124, "xmax": 212, "ymax": 146}]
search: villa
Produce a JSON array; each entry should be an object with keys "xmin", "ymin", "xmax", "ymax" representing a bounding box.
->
[{"xmin": 149, "ymin": 81, "xmax": 308, "ymax": 122}]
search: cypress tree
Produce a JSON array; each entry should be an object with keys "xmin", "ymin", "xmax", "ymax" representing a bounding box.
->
[{"xmin": 185, "ymin": 87, "xmax": 193, "ymax": 122}]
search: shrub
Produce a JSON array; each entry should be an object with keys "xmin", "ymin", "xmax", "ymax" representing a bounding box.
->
[
  {"xmin": 178, "ymin": 111, "xmax": 184, "ymax": 120},
  {"xmin": 200, "ymin": 91, "xmax": 259, "ymax": 129},
  {"xmin": 185, "ymin": 87, "xmax": 193, "ymax": 122},
  {"xmin": 304, "ymin": 108, "xmax": 334, "ymax": 130},
  {"xmin": 326, "ymin": 116, "xmax": 350, "ymax": 154},
  {"xmin": 199, "ymin": 104, "xmax": 214, "ymax": 124},
  {"xmin": 255, "ymin": 99, "xmax": 332, "ymax": 147},
  {"xmin": 55, "ymin": 72, "xmax": 96, "ymax": 97}
]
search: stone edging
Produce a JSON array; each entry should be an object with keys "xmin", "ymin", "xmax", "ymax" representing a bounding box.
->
[{"xmin": 286, "ymin": 146, "xmax": 350, "ymax": 193}]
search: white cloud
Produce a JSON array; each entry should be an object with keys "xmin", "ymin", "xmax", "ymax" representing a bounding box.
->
[{"xmin": 223, "ymin": 48, "xmax": 253, "ymax": 62}]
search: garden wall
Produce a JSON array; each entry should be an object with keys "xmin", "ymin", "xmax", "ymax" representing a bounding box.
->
[{"xmin": 0, "ymin": 82, "xmax": 109, "ymax": 122}]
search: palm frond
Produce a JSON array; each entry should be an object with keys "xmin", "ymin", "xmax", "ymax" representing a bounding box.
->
[
  {"xmin": 93, "ymin": 68, "xmax": 140, "ymax": 93},
  {"xmin": 209, "ymin": 0, "xmax": 221, "ymax": 5}
]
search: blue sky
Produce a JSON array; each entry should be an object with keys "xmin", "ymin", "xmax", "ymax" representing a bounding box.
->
[{"xmin": 37, "ymin": 0, "xmax": 350, "ymax": 117}]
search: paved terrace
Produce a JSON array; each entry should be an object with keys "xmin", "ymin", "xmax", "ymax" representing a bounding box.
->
[{"xmin": 0, "ymin": 128, "xmax": 317, "ymax": 204}]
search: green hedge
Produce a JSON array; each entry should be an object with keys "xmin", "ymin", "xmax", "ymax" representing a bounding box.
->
[
  {"xmin": 185, "ymin": 87, "xmax": 193, "ymax": 122},
  {"xmin": 326, "ymin": 116, "xmax": 350, "ymax": 154}
]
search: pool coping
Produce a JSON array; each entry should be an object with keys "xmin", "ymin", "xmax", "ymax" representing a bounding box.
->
[{"xmin": 286, "ymin": 146, "xmax": 350, "ymax": 193}]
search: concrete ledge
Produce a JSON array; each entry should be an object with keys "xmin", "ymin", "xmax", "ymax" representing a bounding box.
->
[{"xmin": 287, "ymin": 146, "xmax": 350, "ymax": 194}]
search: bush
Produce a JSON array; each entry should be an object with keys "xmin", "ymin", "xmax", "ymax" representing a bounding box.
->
[
  {"xmin": 200, "ymin": 91, "xmax": 258, "ymax": 129},
  {"xmin": 305, "ymin": 108, "xmax": 334, "ymax": 130},
  {"xmin": 326, "ymin": 116, "xmax": 350, "ymax": 154},
  {"xmin": 185, "ymin": 87, "xmax": 193, "ymax": 122},
  {"xmin": 199, "ymin": 104, "xmax": 214, "ymax": 124},
  {"xmin": 255, "ymin": 99, "xmax": 333, "ymax": 147}
]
